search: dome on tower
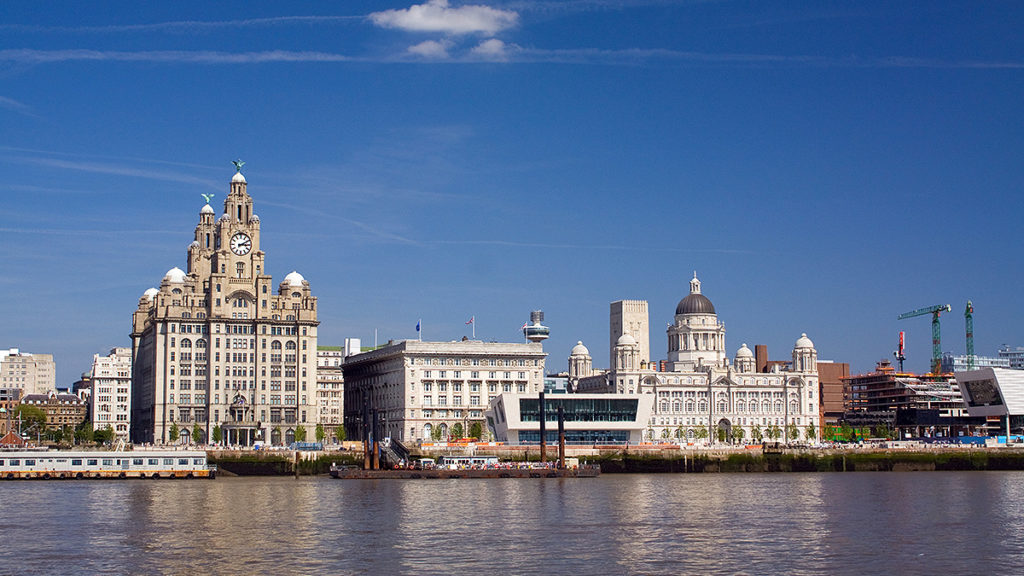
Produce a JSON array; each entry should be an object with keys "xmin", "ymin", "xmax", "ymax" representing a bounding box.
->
[
  {"xmin": 676, "ymin": 272, "xmax": 715, "ymax": 315},
  {"xmin": 736, "ymin": 343, "xmax": 754, "ymax": 358},
  {"xmin": 284, "ymin": 271, "xmax": 305, "ymax": 287},
  {"xmin": 676, "ymin": 293, "xmax": 715, "ymax": 315},
  {"xmin": 232, "ymin": 171, "xmax": 246, "ymax": 184},
  {"xmin": 163, "ymin": 267, "xmax": 186, "ymax": 283},
  {"xmin": 200, "ymin": 204, "xmax": 215, "ymax": 215},
  {"xmin": 570, "ymin": 341, "xmax": 590, "ymax": 356},
  {"xmin": 795, "ymin": 333, "xmax": 815, "ymax": 349},
  {"xmin": 251, "ymin": 214, "xmax": 260, "ymax": 222},
  {"xmin": 143, "ymin": 288, "xmax": 159, "ymax": 301},
  {"xmin": 616, "ymin": 333, "xmax": 637, "ymax": 347}
]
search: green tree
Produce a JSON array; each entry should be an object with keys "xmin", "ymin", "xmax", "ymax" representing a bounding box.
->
[
  {"xmin": 716, "ymin": 425, "xmax": 728, "ymax": 443},
  {"xmin": 674, "ymin": 426, "xmax": 685, "ymax": 440},
  {"xmin": 315, "ymin": 423, "xmax": 326, "ymax": 443},
  {"xmin": 874, "ymin": 423, "xmax": 892, "ymax": 439},
  {"xmin": 47, "ymin": 426, "xmax": 64, "ymax": 444},
  {"xmin": 191, "ymin": 424, "xmax": 202, "ymax": 444},
  {"xmin": 732, "ymin": 426, "xmax": 746, "ymax": 443},
  {"xmin": 751, "ymin": 424, "xmax": 763, "ymax": 442},
  {"xmin": 839, "ymin": 422, "xmax": 855, "ymax": 442},
  {"xmin": 767, "ymin": 424, "xmax": 781, "ymax": 441},
  {"xmin": 15, "ymin": 404, "xmax": 47, "ymax": 433},
  {"xmin": 694, "ymin": 426, "xmax": 709, "ymax": 442},
  {"xmin": 469, "ymin": 421, "xmax": 483, "ymax": 440},
  {"xmin": 294, "ymin": 425, "xmax": 307, "ymax": 442},
  {"xmin": 451, "ymin": 423, "xmax": 464, "ymax": 440},
  {"xmin": 212, "ymin": 425, "xmax": 223, "ymax": 444},
  {"xmin": 334, "ymin": 425, "xmax": 346, "ymax": 443},
  {"xmin": 168, "ymin": 422, "xmax": 180, "ymax": 443},
  {"xmin": 646, "ymin": 425, "xmax": 655, "ymax": 441},
  {"xmin": 805, "ymin": 422, "xmax": 817, "ymax": 442},
  {"xmin": 787, "ymin": 424, "xmax": 800, "ymax": 442},
  {"xmin": 93, "ymin": 426, "xmax": 113, "ymax": 445},
  {"xmin": 660, "ymin": 427, "xmax": 670, "ymax": 440},
  {"xmin": 430, "ymin": 425, "xmax": 442, "ymax": 442},
  {"xmin": 75, "ymin": 422, "xmax": 93, "ymax": 445}
]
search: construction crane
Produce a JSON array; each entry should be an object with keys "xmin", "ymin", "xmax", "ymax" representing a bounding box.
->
[
  {"xmin": 898, "ymin": 304, "xmax": 952, "ymax": 374},
  {"xmin": 965, "ymin": 301, "xmax": 975, "ymax": 370}
]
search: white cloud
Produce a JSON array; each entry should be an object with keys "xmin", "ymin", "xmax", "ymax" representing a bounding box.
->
[
  {"xmin": 470, "ymin": 38, "xmax": 512, "ymax": 60},
  {"xmin": 408, "ymin": 39, "xmax": 453, "ymax": 59},
  {"xmin": 370, "ymin": 0, "xmax": 518, "ymax": 35},
  {"xmin": 0, "ymin": 95, "xmax": 36, "ymax": 117}
]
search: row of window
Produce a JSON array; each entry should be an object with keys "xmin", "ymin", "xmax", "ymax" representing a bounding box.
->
[
  {"xmin": 413, "ymin": 358, "xmax": 538, "ymax": 367},
  {"xmin": 168, "ymin": 324, "xmax": 306, "ymax": 336}
]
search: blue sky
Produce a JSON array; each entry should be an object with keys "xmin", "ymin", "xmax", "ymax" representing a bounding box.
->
[{"xmin": 2, "ymin": 1, "xmax": 1022, "ymax": 383}]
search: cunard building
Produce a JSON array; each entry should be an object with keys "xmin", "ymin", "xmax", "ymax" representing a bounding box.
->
[{"xmin": 130, "ymin": 164, "xmax": 318, "ymax": 446}]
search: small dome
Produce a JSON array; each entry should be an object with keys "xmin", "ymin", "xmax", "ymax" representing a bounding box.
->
[
  {"xmin": 616, "ymin": 333, "xmax": 637, "ymax": 347},
  {"xmin": 251, "ymin": 214, "xmax": 260, "ymax": 222},
  {"xmin": 189, "ymin": 240, "xmax": 200, "ymax": 249},
  {"xmin": 143, "ymin": 288, "xmax": 159, "ymax": 301},
  {"xmin": 218, "ymin": 214, "xmax": 229, "ymax": 223},
  {"xmin": 284, "ymin": 271, "xmax": 305, "ymax": 287},
  {"xmin": 200, "ymin": 204, "xmax": 215, "ymax": 214},
  {"xmin": 795, "ymin": 333, "xmax": 815, "ymax": 349},
  {"xmin": 570, "ymin": 341, "xmax": 590, "ymax": 356},
  {"xmin": 232, "ymin": 171, "xmax": 246, "ymax": 183},
  {"xmin": 736, "ymin": 343, "xmax": 754, "ymax": 358},
  {"xmin": 164, "ymin": 267, "xmax": 186, "ymax": 283}
]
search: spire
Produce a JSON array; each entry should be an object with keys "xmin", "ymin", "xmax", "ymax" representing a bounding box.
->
[{"xmin": 690, "ymin": 271, "xmax": 701, "ymax": 294}]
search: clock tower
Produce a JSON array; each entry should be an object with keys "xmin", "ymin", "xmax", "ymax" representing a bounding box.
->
[{"xmin": 131, "ymin": 163, "xmax": 319, "ymax": 446}]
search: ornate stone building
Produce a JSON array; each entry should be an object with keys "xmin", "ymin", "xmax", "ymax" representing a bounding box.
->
[
  {"xmin": 577, "ymin": 274, "xmax": 820, "ymax": 443},
  {"xmin": 130, "ymin": 165, "xmax": 318, "ymax": 446}
]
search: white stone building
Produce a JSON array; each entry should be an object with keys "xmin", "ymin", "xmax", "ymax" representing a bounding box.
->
[
  {"xmin": 576, "ymin": 274, "xmax": 820, "ymax": 443},
  {"xmin": 343, "ymin": 340, "xmax": 546, "ymax": 444},
  {"xmin": 316, "ymin": 346, "xmax": 345, "ymax": 431},
  {"xmin": 130, "ymin": 166, "xmax": 319, "ymax": 446},
  {"xmin": 0, "ymin": 349, "xmax": 56, "ymax": 397},
  {"xmin": 90, "ymin": 347, "xmax": 132, "ymax": 441}
]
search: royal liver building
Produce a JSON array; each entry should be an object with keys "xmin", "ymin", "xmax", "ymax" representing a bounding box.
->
[
  {"xmin": 130, "ymin": 164, "xmax": 318, "ymax": 446},
  {"xmin": 573, "ymin": 274, "xmax": 820, "ymax": 443}
]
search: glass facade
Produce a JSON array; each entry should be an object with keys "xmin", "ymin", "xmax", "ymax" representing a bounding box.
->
[
  {"xmin": 519, "ymin": 430, "xmax": 629, "ymax": 444},
  {"xmin": 519, "ymin": 398, "xmax": 639, "ymax": 422}
]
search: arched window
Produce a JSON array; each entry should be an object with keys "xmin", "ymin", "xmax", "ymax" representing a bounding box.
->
[
  {"xmin": 286, "ymin": 341, "xmax": 297, "ymax": 350},
  {"xmin": 181, "ymin": 339, "xmax": 192, "ymax": 348},
  {"xmin": 271, "ymin": 341, "xmax": 282, "ymax": 350},
  {"xmin": 672, "ymin": 401, "xmax": 681, "ymax": 413},
  {"xmin": 196, "ymin": 339, "xmax": 206, "ymax": 348},
  {"xmin": 423, "ymin": 423, "xmax": 432, "ymax": 438},
  {"xmin": 736, "ymin": 401, "xmax": 745, "ymax": 412},
  {"xmin": 685, "ymin": 401, "xmax": 694, "ymax": 412},
  {"xmin": 660, "ymin": 401, "xmax": 669, "ymax": 413},
  {"xmin": 717, "ymin": 401, "xmax": 727, "ymax": 413},
  {"xmin": 774, "ymin": 401, "xmax": 783, "ymax": 413},
  {"xmin": 762, "ymin": 401, "xmax": 771, "ymax": 413},
  {"xmin": 698, "ymin": 402, "xmax": 707, "ymax": 412}
]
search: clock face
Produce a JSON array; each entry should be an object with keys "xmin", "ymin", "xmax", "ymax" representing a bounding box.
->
[{"xmin": 230, "ymin": 233, "xmax": 252, "ymax": 255}]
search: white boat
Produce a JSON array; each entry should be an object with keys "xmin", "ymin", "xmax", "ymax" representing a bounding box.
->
[{"xmin": 0, "ymin": 450, "xmax": 216, "ymax": 479}]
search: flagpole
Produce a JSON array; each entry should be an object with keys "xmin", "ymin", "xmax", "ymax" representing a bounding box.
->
[
  {"xmin": 419, "ymin": 318, "xmax": 422, "ymax": 342},
  {"xmin": 472, "ymin": 317, "xmax": 475, "ymax": 339}
]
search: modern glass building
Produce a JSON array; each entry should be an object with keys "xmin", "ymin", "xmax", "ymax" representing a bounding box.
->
[{"xmin": 486, "ymin": 393, "xmax": 654, "ymax": 444}]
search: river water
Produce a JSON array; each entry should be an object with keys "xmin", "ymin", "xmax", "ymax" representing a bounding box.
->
[{"xmin": 3, "ymin": 472, "xmax": 1023, "ymax": 575}]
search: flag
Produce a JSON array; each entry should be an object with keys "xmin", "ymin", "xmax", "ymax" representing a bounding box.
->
[
  {"xmin": 466, "ymin": 316, "xmax": 474, "ymax": 325},
  {"xmin": 416, "ymin": 320, "xmax": 420, "ymax": 332},
  {"xmin": 521, "ymin": 322, "xmax": 528, "ymax": 330}
]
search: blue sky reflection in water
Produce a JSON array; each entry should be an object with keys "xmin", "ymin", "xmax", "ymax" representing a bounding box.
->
[{"xmin": 2, "ymin": 474, "xmax": 1024, "ymax": 574}]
